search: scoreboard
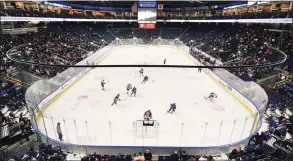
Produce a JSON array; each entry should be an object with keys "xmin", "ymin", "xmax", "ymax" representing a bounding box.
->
[{"xmin": 137, "ymin": 1, "xmax": 157, "ymax": 28}]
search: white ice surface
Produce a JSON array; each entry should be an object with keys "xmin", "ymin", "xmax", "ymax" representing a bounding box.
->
[{"xmin": 38, "ymin": 46, "xmax": 254, "ymax": 147}]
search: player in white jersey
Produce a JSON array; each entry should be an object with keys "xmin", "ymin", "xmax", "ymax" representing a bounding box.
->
[
  {"xmin": 101, "ymin": 80, "xmax": 109, "ymax": 91},
  {"xmin": 126, "ymin": 83, "xmax": 132, "ymax": 94},
  {"xmin": 131, "ymin": 87, "xmax": 137, "ymax": 97},
  {"xmin": 139, "ymin": 68, "xmax": 144, "ymax": 77},
  {"xmin": 101, "ymin": 80, "xmax": 106, "ymax": 91}
]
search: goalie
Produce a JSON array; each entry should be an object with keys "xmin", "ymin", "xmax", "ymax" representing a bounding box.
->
[
  {"xmin": 144, "ymin": 109, "xmax": 152, "ymax": 120},
  {"xmin": 204, "ymin": 92, "xmax": 217, "ymax": 101}
]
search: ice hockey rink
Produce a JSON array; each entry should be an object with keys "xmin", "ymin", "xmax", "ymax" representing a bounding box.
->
[{"xmin": 37, "ymin": 45, "xmax": 255, "ymax": 147}]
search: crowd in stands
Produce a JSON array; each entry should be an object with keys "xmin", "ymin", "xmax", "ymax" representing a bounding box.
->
[
  {"xmin": 159, "ymin": 10, "xmax": 291, "ymax": 20},
  {"xmin": 2, "ymin": 140, "xmax": 68, "ymax": 161},
  {"xmin": 1, "ymin": 8, "xmax": 291, "ymax": 20},
  {"xmin": 228, "ymin": 132, "xmax": 275, "ymax": 161},
  {"xmin": 0, "ymin": 8, "xmax": 136, "ymax": 19},
  {"xmin": 187, "ymin": 24, "xmax": 292, "ymax": 81},
  {"xmin": 80, "ymin": 149, "xmax": 152, "ymax": 161},
  {"xmin": 1, "ymin": 23, "xmax": 112, "ymax": 78},
  {"xmin": 228, "ymin": 132, "xmax": 293, "ymax": 161},
  {"xmin": 0, "ymin": 79, "xmax": 31, "ymax": 141},
  {"xmin": 81, "ymin": 148, "xmax": 217, "ymax": 161}
]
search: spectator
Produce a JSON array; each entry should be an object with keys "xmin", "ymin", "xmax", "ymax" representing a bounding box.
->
[
  {"xmin": 189, "ymin": 156, "xmax": 196, "ymax": 161},
  {"xmin": 144, "ymin": 149, "xmax": 152, "ymax": 161},
  {"xmin": 206, "ymin": 155, "xmax": 214, "ymax": 161},
  {"xmin": 137, "ymin": 152, "xmax": 145, "ymax": 161},
  {"xmin": 170, "ymin": 151, "xmax": 180, "ymax": 161},
  {"xmin": 180, "ymin": 150, "xmax": 188, "ymax": 161},
  {"xmin": 56, "ymin": 122, "xmax": 63, "ymax": 141},
  {"xmin": 115, "ymin": 153, "xmax": 124, "ymax": 161}
]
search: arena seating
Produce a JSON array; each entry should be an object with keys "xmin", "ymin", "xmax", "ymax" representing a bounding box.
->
[
  {"xmin": 189, "ymin": 11, "xmax": 290, "ymax": 20},
  {"xmin": 0, "ymin": 8, "xmax": 136, "ymax": 19},
  {"xmin": 228, "ymin": 133, "xmax": 293, "ymax": 161},
  {"xmin": 1, "ymin": 139, "xmax": 69, "ymax": 161},
  {"xmin": 1, "ymin": 8, "xmax": 291, "ymax": 20},
  {"xmin": 0, "ymin": 78, "xmax": 31, "ymax": 141},
  {"xmin": 0, "ymin": 23, "xmax": 112, "ymax": 78},
  {"xmin": 134, "ymin": 28, "xmax": 160, "ymax": 40},
  {"xmin": 158, "ymin": 11, "xmax": 291, "ymax": 20},
  {"xmin": 187, "ymin": 24, "xmax": 293, "ymax": 80}
]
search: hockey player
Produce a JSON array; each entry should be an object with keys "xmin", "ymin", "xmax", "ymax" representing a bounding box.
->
[
  {"xmin": 139, "ymin": 68, "xmax": 144, "ymax": 77},
  {"xmin": 131, "ymin": 86, "xmax": 137, "ymax": 97},
  {"xmin": 204, "ymin": 92, "xmax": 217, "ymax": 101},
  {"xmin": 164, "ymin": 58, "xmax": 167, "ymax": 64},
  {"xmin": 167, "ymin": 103, "xmax": 176, "ymax": 113},
  {"xmin": 111, "ymin": 94, "xmax": 121, "ymax": 105},
  {"xmin": 126, "ymin": 83, "xmax": 132, "ymax": 94},
  {"xmin": 144, "ymin": 109, "xmax": 152, "ymax": 120},
  {"xmin": 101, "ymin": 80, "xmax": 106, "ymax": 91},
  {"xmin": 141, "ymin": 75, "xmax": 148, "ymax": 83}
]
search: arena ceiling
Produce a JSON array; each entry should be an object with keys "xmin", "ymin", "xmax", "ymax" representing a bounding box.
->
[{"xmin": 71, "ymin": 1, "xmax": 233, "ymax": 8}]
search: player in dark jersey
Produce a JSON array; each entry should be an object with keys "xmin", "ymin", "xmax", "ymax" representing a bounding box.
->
[
  {"xmin": 142, "ymin": 75, "xmax": 148, "ymax": 83},
  {"xmin": 131, "ymin": 86, "xmax": 137, "ymax": 97},
  {"xmin": 101, "ymin": 80, "xmax": 106, "ymax": 91},
  {"xmin": 111, "ymin": 94, "xmax": 120, "ymax": 105},
  {"xmin": 204, "ymin": 92, "xmax": 217, "ymax": 101},
  {"xmin": 167, "ymin": 103, "xmax": 176, "ymax": 113}
]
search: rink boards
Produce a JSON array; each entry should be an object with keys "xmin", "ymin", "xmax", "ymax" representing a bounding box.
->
[{"xmin": 32, "ymin": 44, "xmax": 261, "ymax": 150}]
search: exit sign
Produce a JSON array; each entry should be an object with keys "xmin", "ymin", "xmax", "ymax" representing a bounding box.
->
[{"xmin": 139, "ymin": 23, "xmax": 155, "ymax": 29}]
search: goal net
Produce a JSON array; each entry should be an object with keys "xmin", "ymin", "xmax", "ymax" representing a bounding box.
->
[{"xmin": 135, "ymin": 120, "xmax": 159, "ymax": 138}]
